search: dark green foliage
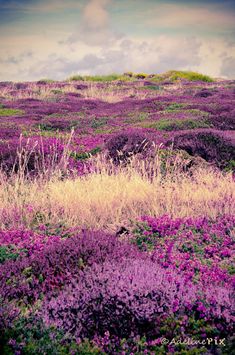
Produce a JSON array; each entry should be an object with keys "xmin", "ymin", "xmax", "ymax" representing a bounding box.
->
[
  {"xmin": 70, "ymin": 147, "xmax": 101, "ymax": 160},
  {"xmin": 91, "ymin": 117, "xmax": 109, "ymax": 129},
  {"xmin": 0, "ymin": 246, "xmax": 20, "ymax": 264},
  {"xmin": 1, "ymin": 316, "xmax": 103, "ymax": 355},
  {"xmin": 165, "ymin": 103, "xmax": 186, "ymax": 111},
  {"xmin": 67, "ymin": 75, "xmax": 84, "ymax": 81},
  {"xmin": 37, "ymin": 79, "xmax": 55, "ymax": 84}
]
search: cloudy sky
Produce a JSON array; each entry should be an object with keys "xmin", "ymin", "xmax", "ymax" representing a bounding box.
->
[{"xmin": 0, "ymin": 0, "xmax": 235, "ymax": 81}]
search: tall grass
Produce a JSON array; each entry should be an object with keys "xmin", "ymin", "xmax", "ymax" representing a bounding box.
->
[{"xmin": 0, "ymin": 152, "xmax": 234, "ymax": 232}]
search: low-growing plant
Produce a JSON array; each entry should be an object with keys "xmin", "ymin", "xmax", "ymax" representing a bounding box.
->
[
  {"xmin": 0, "ymin": 108, "xmax": 24, "ymax": 116},
  {"xmin": 67, "ymin": 74, "xmax": 84, "ymax": 81},
  {"xmin": 141, "ymin": 118, "xmax": 211, "ymax": 131},
  {"xmin": 84, "ymin": 74, "xmax": 121, "ymax": 82},
  {"xmin": 166, "ymin": 70, "xmax": 214, "ymax": 82},
  {"xmin": 134, "ymin": 72, "xmax": 148, "ymax": 79},
  {"xmin": 37, "ymin": 78, "xmax": 55, "ymax": 84}
]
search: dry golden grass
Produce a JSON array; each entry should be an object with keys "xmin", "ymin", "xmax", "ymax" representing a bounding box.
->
[{"xmin": 0, "ymin": 163, "xmax": 234, "ymax": 232}]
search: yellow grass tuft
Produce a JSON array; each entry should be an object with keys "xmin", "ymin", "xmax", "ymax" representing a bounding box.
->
[{"xmin": 0, "ymin": 163, "xmax": 234, "ymax": 232}]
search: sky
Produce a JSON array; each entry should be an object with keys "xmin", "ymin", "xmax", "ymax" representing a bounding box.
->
[{"xmin": 0, "ymin": 0, "xmax": 235, "ymax": 81}]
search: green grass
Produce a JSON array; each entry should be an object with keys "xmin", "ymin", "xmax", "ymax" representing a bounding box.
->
[
  {"xmin": 66, "ymin": 70, "xmax": 214, "ymax": 83},
  {"xmin": 143, "ymin": 85, "xmax": 161, "ymax": 91},
  {"xmin": 70, "ymin": 147, "xmax": 102, "ymax": 160},
  {"xmin": 140, "ymin": 118, "xmax": 211, "ymax": 131},
  {"xmin": 125, "ymin": 111, "xmax": 149, "ymax": 123},
  {"xmin": 38, "ymin": 78, "xmax": 55, "ymax": 83},
  {"xmin": 67, "ymin": 75, "xmax": 84, "ymax": 81},
  {"xmin": 68, "ymin": 73, "xmax": 136, "ymax": 82},
  {"xmin": 84, "ymin": 74, "xmax": 126, "ymax": 82},
  {"xmin": 0, "ymin": 108, "xmax": 24, "ymax": 116},
  {"xmin": 168, "ymin": 70, "xmax": 214, "ymax": 82},
  {"xmin": 91, "ymin": 117, "xmax": 109, "ymax": 129},
  {"xmin": 165, "ymin": 103, "xmax": 187, "ymax": 111},
  {"xmin": 149, "ymin": 70, "xmax": 214, "ymax": 83}
]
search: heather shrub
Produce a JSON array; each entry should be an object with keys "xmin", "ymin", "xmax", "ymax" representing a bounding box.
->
[
  {"xmin": 105, "ymin": 132, "xmax": 153, "ymax": 164},
  {"xmin": 209, "ymin": 109, "xmax": 235, "ymax": 130},
  {"xmin": 42, "ymin": 258, "xmax": 234, "ymax": 340},
  {"xmin": 0, "ymin": 230, "xmax": 144, "ymax": 302},
  {"xmin": 0, "ymin": 136, "xmax": 71, "ymax": 176},
  {"xmin": 194, "ymin": 89, "xmax": 216, "ymax": 98},
  {"xmin": 168, "ymin": 131, "xmax": 235, "ymax": 168}
]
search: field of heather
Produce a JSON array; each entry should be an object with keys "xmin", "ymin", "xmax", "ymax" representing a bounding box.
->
[{"xmin": 0, "ymin": 72, "xmax": 235, "ymax": 354}]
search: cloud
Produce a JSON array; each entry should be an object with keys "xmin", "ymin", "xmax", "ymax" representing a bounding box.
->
[
  {"xmin": 23, "ymin": 35, "xmax": 202, "ymax": 80},
  {"xmin": 220, "ymin": 56, "xmax": 235, "ymax": 78},
  {"xmin": 0, "ymin": 0, "xmax": 82, "ymax": 12},
  {"xmin": 0, "ymin": 51, "xmax": 33, "ymax": 65},
  {"xmin": 65, "ymin": 0, "xmax": 123, "ymax": 46}
]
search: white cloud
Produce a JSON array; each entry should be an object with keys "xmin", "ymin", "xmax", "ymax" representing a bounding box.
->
[
  {"xmin": 220, "ymin": 56, "xmax": 235, "ymax": 78},
  {"xmin": 66, "ymin": 0, "xmax": 123, "ymax": 46},
  {"xmin": 0, "ymin": 0, "xmax": 82, "ymax": 12},
  {"xmin": 136, "ymin": 3, "xmax": 235, "ymax": 30}
]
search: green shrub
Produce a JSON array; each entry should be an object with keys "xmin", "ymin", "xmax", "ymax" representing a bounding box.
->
[
  {"xmin": 224, "ymin": 159, "xmax": 235, "ymax": 172},
  {"xmin": 0, "ymin": 246, "xmax": 20, "ymax": 264},
  {"xmin": 143, "ymin": 85, "xmax": 161, "ymax": 91},
  {"xmin": 91, "ymin": 117, "xmax": 109, "ymax": 129},
  {"xmin": 37, "ymin": 78, "xmax": 55, "ymax": 84},
  {"xmin": 165, "ymin": 103, "xmax": 186, "ymax": 111},
  {"xmin": 0, "ymin": 108, "xmax": 24, "ymax": 116},
  {"xmin": 166, "ymin": 70, "xmax": 214, "ymax": 82},
  {"xmin": 50, "ymin": 89, "xmax": 62, "ymax": 95},
  {"xmin": 1, "ymin": 316, "xmax": 103, "ymax": 355},
  {"xmin": 67, "ymin": 74, "xmax": 84, "ymax": 81},
  {"xmin": 134, "ymin": 73, "xmax": 148, "ymax": 79},
  {"xmin": 84, "ymin": 74, "xmax": 121, "ymax": 82},
  {"xmin": 38, "ymin": 123, "xmax": 56, "ymax": 132},
  {"xmin": 141, "ymin": 118, "xmax": 211, "ymax": 131},
  {"xmin": 70, "ymin": 147, "xmax": 101, "ymax": 160},
  {"xmin": 123, "ymin": 71, "xmax": 134, "ymax": 77},
  {"xmin": 148, "ymin": 71, "xmax": 214, "ymax": 83}
]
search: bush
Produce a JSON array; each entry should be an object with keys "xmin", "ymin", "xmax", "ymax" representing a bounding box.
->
[
  {"xmin": 42, "ymin": 257, "xmax": 234, "ymax": 340},
  {"xmin": 168, "ymin": 131, "xmax": 235, "ymax": 168},
  {"xmin": 147, "ymin": 71, "xmax": 214, "ymax": 83},
  {"xmin": 209, "ymin": 109, "xmax": 235, "ymax": 130},
  {"xmin": 105, "ymin": 133, "xmax": 152, "ymax": 164},
  {"xmin": 0, "ymin": 108, "xmax": 24, "ymax": 116},
  {"xmin": 166, "ymin": 70, "xmax": 214, "ymax": 82},
  {"xmin": 67, "ymin": 74, "xmax": 84, "ymax": 81},
  {"xmin": 142, "ymin": 118, "xmax": 211, "ymax": 131},
  {"xmin": 83, "ymin": 74, "xmax": 121, "ymax": 82},
  {"xmin": 1, "ymin": 316, "xmax": 103, "ymax": 355},
  {"xmin": 37, "ymin": 79, "xmax": 55, "ymax": 84},
  {"xmin": 134, "ymin": 73, "xmax": 148, "ymax": 79}
]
